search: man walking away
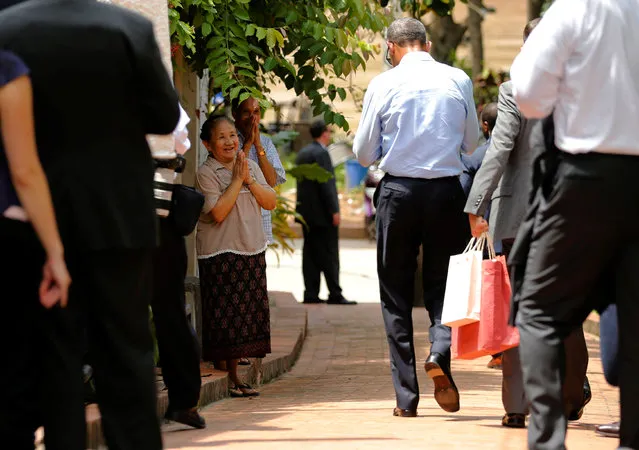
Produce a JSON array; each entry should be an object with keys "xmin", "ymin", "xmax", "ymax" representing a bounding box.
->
[
  {"xmin": 509, "ymin": 0, "xmax": 639, "ymax": 448},
  {"xmin": 0, "ymin": 1, "xmax": 180, "ymax": 448},
  {"xmin": 354, "ymin": 17, "xmax": 479, "ymax": 417},
  {"xmin": 295, "ymin": 120, "xmax": 355, "ymax": 305}
]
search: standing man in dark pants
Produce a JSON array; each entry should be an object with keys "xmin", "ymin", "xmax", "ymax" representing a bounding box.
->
[
  {"xmin": 509, "ymin": 0, "xmax": 639, "ymax": 448},
  {"xmin": 152, "ymin": 105, "xmax": 205, "ymax": 429},
  {"xmin": 354, "ymin": 18, "xmax": 479, "ymax": 417},
  {"xmin": 295, "ymin": 120, "xmax": 355, "ymax": 305},
  {"xmin": 0, "ymin": 1, "xmax": 179, "ymax": 448}
]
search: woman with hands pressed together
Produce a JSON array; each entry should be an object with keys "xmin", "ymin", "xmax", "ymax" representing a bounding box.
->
[{"xmin": 196, "ymin": 115, "xmax": 276, "ymax": 397}]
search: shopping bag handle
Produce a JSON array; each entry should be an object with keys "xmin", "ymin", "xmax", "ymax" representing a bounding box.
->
[
  {"xmin": 485, "ymin": 233, "xmax": 497, "ymax": 260},
  {"xmin": 463, "ymin": 235, "xmax": 487, "ymax": 254}
]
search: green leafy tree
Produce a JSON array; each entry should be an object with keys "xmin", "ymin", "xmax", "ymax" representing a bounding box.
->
[{"xmin": 168, "ymin": 0, "xmax": 387, "ymax": 131}]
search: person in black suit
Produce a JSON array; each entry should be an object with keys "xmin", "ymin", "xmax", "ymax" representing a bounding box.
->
[
  {"xmin": 0, "ymin": 1, "xmax": 180, "ymax": 449},
  {"xmin": 295, "ymin": 120, "xmax": 355, "ymax": 305}
]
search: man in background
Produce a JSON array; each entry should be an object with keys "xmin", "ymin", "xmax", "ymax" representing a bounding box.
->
[
  {"xmin": 354, "ymin": 17, "xmax": 479, "ymax": 417},
  {"xmin": 295, "ymin": 120, "xmax": 355, "ymax": 305}
]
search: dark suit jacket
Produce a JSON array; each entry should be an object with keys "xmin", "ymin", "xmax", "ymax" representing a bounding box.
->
[
  {"xmin": 464, "ymin": 81, "xmax": 544, "ymax": 242},
  {"xmin": 0, "ymin": 0, "xmax": 179, "ymax": 251},
  {"xmin": 295, "ymin": 141, "xmax": 339, "ymax": 228}
]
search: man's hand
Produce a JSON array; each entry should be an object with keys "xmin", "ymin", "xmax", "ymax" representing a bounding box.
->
[
  {"xmin": 332, "ymin": 213, "xmax": 341, "ymax": 227},
  {"xmin": 468, "ymin": 213, "xmax": 489, "ymax": 238},
  {"xmin": 39, "ymin": 254, "xmax": 71, "ymax": 309}
]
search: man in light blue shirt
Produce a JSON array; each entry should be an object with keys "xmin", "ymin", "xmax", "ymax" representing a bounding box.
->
[{"xmin": 353, "ymin": 17, "xmax": 478, "ymax": 418}]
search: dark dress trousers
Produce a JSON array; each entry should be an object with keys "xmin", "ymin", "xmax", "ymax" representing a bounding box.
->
[
  {"xmin": 0, "ymin": 1, "xmax": 180, "ymax": 449},
  {"xmin": 509, "ymin": 117, "xmax": 639, "ymax": 449},
  {"xmin": 151, "ymin": 218, "xmax": 202, "ymax": 414},
  {"xmin": 295, "ymin": 141, "xmax": 343, "ymax": 301}
]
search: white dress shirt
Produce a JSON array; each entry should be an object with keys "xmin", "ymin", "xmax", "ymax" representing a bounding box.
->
[
  {"xmin": 511, "ymin": 0, "xmax": 639, "ymax": 156},
  {"xmin": 353, "ymin": 51, "xmax": 479, "ymax": 179}
]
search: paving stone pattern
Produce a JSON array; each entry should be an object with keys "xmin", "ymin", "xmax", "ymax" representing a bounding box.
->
[{"xmin": 163, "ymin": 301, "xmax": 619, "ymax": 450}]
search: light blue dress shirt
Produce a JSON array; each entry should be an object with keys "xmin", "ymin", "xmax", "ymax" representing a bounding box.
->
[
  {"xmin": 353, "ymin": 52, "xmax": 479, "ymax": 179},
  {"xmin": 238, "ymin": 133, "xmax": 286, "ymax": 245}
]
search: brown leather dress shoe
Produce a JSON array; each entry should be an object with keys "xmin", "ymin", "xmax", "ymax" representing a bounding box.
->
[
  {"xmin": 393, "ymin": 407, "xmax": 417, "ymax": 417},
  {"xmin": 502, "ymin": 413, "xmax": 526, "ymax": 428},
  {"xmin": 595, "ymin": 421, "xmax": 619, "ymax": 438},
  {"xmin": 424, "ymin": 353, "xmax": 460, "ymax": 413}
]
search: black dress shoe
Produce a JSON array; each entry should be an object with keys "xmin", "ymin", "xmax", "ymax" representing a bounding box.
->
[
  {"xmin": 393, "ymin": 407, "xmax": 417, "ymax": 417},
  {"xmin": 568, "ymin": 376, "xmax": 592, "ymax": 421},
  {"xmin": 165, "ymin": 408, "xmax": 206, "ymax": 429},
  {"xmin": 424, "ymin": 353, "xmax": 460, "ymax": 413},
  {"xmin": 303, "ymin": 298, "xmax": 326, "ymax": 304},
  {"xmin": 595, "ymin": 421, "xmax": 619, "ymax": 438},
  {"xmin": 326, "ymin": 297, "xmax": 357, "ymax": 305},
  {"xmin": 502, "ymin": 413, "xmax": 526, "ymax": 428}
]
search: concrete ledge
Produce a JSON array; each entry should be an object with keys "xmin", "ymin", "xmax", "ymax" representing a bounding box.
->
[
  {"xmin": 85, "ymin": 291, "xmax": 307, "ymax": 449},
  {"xmin": 289, "ymin": 221, "xmax": 368, "ymax": 240}
]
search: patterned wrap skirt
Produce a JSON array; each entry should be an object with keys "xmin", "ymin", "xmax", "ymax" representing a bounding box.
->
[{"xmin": 198, "ymin": 251, "xmax": 271, "ymax": 361}]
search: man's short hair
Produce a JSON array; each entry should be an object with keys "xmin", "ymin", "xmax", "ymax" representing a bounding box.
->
[
  {"xmin": 386, "ymin": 18, "xmax": 427, "ymax": 45},
  {"xmin": 523, "ymin": 18, "xmax": 541, "ymax": 42},
  {"xmin": 481, "ymin": 103, "xmax": 498, "ymax": 131},
  {"xmin": 310, "ymin": 120, "xmax": 328, "ymax": 139}
]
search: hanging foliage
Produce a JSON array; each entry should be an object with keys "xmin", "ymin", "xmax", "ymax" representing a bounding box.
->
[{"xmin": 168, "ymin": 0, "xmax": 388, "ymax": 131}]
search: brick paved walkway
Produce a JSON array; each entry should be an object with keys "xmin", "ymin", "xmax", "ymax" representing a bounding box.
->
[{"xmin": 163, "ymin": 300, "xmax": 619, "ymax": 450}]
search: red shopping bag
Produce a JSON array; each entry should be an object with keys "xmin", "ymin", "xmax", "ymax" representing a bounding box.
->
[{"xmin": 451, "ymin": 240, "xmax": 519, "ymax": 360}]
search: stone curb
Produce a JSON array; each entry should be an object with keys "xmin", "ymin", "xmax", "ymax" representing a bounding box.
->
[{"xmin": 85, "ymin": 291, "xmax": 307, "ymax": 449}]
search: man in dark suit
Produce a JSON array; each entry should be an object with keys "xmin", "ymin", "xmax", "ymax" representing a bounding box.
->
[
  {"xmin": 0, "ymin": 1, "xmax": 179, "ymax": 449},
  {"xmin": 465, "ymin": 19, "xmax": 591, "ymax": 430},
  {"xmin": 295, "ymin": 120, "xmax": 355, "ymax": 305}
]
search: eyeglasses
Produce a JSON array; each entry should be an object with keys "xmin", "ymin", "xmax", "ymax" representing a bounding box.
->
[{"xmin": 385, "ymin": 41, "xmax": 396, "ymax": 66}]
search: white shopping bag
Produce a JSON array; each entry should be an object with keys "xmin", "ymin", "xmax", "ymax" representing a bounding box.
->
[{"xmin": 441, "ymin": 236, "xmax": 484, "ymax": 327}]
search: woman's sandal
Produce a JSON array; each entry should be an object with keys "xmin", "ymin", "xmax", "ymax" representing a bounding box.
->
[{"xmin": 230, "ymin": 383, "xmax": 259, "ymax": 397}]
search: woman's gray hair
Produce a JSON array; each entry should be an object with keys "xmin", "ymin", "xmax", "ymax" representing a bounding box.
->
[{"xmin": 386, "ymin": 17, "xmax": 427, "ymax": 45}]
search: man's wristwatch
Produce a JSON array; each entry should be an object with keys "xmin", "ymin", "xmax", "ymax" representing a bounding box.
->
[
  {"xmin": 256, "ymin": 147, "xmax": 266, "ymax": 157},
  {"xmin": 245, "ymin": 177, "xmax": 257, "ymax": 186}
]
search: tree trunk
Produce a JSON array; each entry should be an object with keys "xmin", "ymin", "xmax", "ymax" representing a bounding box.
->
[
  {"xmin": 467, "ymin": 0, "xmax": 484, "ymax": 77},
  {"xmin": 426, "ymin": 14, "xmax": 467, "ymax": 66},
  {"xmin": 528, "ymin": 0, "xmax": 545, "ymax": 20}
]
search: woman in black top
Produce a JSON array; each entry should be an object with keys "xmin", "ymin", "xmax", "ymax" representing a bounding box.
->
[{"xmin": 0, "ymin": 50, "xmax": 70, "ymax": 448}]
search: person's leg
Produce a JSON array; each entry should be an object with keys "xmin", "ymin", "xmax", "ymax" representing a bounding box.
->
[
  {"xmin": 563, "ymin": 326, "xmax": 590, "ymax": 419},
  {"xmin": 0, "ymin": 219, "xmax": 46, "ymax": 449},
  {"xmin": 421, "ymin": 178, "xmax": 468, "ymax": 413},
  {"xmin": 615, "ymin": 240, "xmax": 639, "ymax": 448},
  {"xmin": 302, "ymin": 226, "xmax": 322, "ymax": 302},
  {"xmin": 85, "ymin": 249, "xmax": 162, "ymax": 450},
  {"xmin": 40, "ymin": 250, "xmax": 88, "ymax": 450},
  {"xmin": 322, "ymin": 226, "xmax": 344, "ymax": 301},
  {"xmin": 599, "ymin": 303, "xmax": 619, "ymax": 387},
  {"xmin": 501, "ymin": 347, "xmax": 528, "ymax": 416},
  {"xmin": 516, "ymin": 155, "xmax": 624, "ymax": 449},
  {"xmin": 421, "ymin": 178, "xmax": 468, "ymax": 359},
  {"xmin": 151, "ymin": 219, "xmax": 201, "ymax": 415},
  {"xmin": 376, "ymin": 177, "xmax": 421, "ymax": 412}
]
